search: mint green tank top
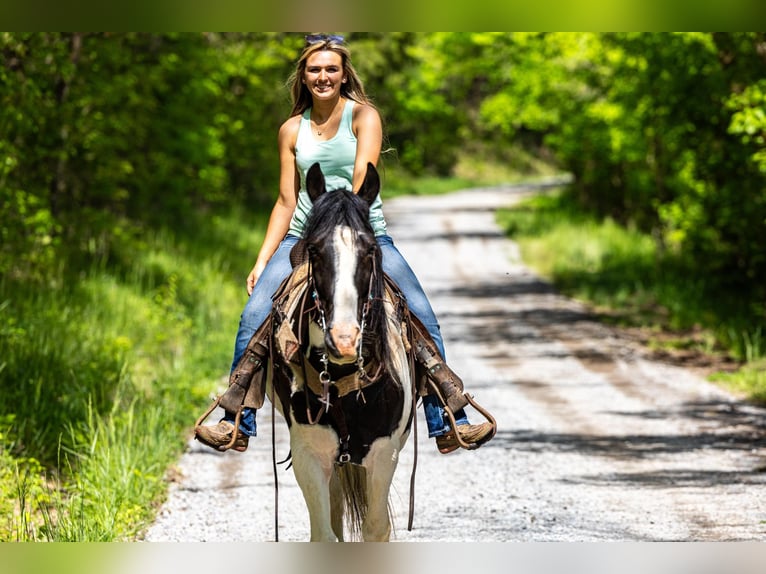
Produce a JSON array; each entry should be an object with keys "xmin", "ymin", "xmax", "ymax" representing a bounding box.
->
[{"xmin": 288, "ymin": 99, "xmax": 387, "ymax": 237}]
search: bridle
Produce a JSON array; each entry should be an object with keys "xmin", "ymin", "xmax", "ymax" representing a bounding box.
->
[{"xmin": 303, "ymin": 250, "xmax": 383, "ymax": 430}]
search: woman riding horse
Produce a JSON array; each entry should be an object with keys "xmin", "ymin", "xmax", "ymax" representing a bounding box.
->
[{"xmin": 195, "ymin": 34, "xmax": 494, "ymax": 454}]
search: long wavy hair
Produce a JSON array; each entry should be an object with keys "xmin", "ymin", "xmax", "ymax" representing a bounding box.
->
[{"xmin": 287, "ymin": 36, "xmax": 373, "ymax": 117}]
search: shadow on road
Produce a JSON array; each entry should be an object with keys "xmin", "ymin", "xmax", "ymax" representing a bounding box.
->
[
  {"xmin": 563, "ymin": 467, "xmax": 766, "ymax": 488},
  {"xmin": 483, "ymin": 398, "xmax": 766, "ymax": 487}
]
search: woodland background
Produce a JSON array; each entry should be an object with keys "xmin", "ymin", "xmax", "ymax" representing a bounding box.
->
[{"xmin": 1, "ymin": 32, "xmax": 765, "ymax": 540}]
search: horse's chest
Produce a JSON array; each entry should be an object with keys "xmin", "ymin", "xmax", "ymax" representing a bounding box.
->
[{"xmin": 288, "ymin": 376, "xmax": 405, "ymax": 464}]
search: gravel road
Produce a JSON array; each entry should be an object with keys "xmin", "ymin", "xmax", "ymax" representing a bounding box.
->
[{"xmin": 144, "ymin": 180, "xmax": 766, "ymax": 542}]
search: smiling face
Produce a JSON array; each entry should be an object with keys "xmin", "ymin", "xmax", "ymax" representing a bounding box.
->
[{"xmin": 302, "ymin": 50, "xmax": 345, "ymax": 102}]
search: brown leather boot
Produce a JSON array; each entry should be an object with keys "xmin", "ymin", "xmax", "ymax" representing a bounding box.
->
[
  {"xmin": 435, "ymin": 422, "xmax": 495, "ymax": 454},
  {"xmin": 406, "ymin": 311, "xmax": 497, "ymax": 454},
  {"xmin": 409, "ymin": 314, "xmax": 470, "ymax": 414},
  {"xmin": 194, "ymin": 318, "xmax": 271, "ymax": 453},
  {"xmin": 195, "ymin": 420, "xmax": 249, "ymax": 452},
  {"xmin": 219, "ymin": 317, "xmax": 271, "ymax": 413}
]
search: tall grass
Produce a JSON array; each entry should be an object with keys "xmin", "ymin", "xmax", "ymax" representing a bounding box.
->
[
  {"xmin": 0, "ymin": 208, "xmax": 265, "ymax": 541},
  {"xmin": 497, "ymin": 191, "xmax": 766, "ymax": 402}
]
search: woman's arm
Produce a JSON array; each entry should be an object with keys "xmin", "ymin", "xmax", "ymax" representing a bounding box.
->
[
  {"xmin": 351, "ymin": 103, "xmax": 383, "ymax": 191},
  {"xmin": 246, "ymin": 117, "xmax": 301, "ymax": 295}
]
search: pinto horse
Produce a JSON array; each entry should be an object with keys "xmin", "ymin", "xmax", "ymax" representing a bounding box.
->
[{"xmin": 267, "ymin": 162, "xmax": 414, "ymax": 542}]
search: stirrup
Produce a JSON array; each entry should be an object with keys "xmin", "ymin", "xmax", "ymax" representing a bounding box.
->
[
  {"xmin": 194, "ymin": 396, "xmax": 245, "ymax": 452},
  {"xmin": 426, "ymin": 379, "xmax": 497, "ymax": 450}
]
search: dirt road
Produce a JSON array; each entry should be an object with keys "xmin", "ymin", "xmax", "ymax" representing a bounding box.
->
[{"xmin": 144, "ymin": 181, "xmax": 766, "ymax": 542}]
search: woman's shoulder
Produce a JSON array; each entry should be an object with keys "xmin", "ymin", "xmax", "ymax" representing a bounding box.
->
[
  {"xmin": 351, "ymin": 101, "xmax": 381, "ymax": 130},
  {"xmin": 280, "ymin": 114, "xmax": 303, "ymax": 132},
  {"xmin": 351, "ymin": 101, "xmax": 379, "ymax": 119},
  {"xmin": 278, "ymin": 114, "xmax": 303, "ymax": 147}
]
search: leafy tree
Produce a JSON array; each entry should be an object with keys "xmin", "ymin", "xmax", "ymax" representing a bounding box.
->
[{"xmin": 2, "ymin": 32, "xmax": 765, "ymax": 322}]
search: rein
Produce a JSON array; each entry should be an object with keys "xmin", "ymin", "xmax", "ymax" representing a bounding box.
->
[{"xmin": 269, "ymin": 318, "xmax": 279, "ymax": 542}]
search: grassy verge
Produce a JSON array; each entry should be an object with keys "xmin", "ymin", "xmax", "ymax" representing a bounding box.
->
[
  {"xmin": 0, "ymin": 209, "xmax": 264, "ymax": 541},
  {"xmin": 496, "ymin": 191, "xmax": 766, "ymax": 404}
]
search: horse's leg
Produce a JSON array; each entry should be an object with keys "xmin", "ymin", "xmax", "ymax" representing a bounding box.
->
[
  {"xmin": 329, "ymin": 469, "xmax": 345, "ymax": 541},
  {"xmin": 290, "ymin": 424, "xmax": 340, "ymax": 542},
  {"xmin": 360, "ymin": 439, "xmax": 402, "ymax": 542}
]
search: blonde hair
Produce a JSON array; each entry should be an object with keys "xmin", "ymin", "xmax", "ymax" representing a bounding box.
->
[{"xmin": 287, "ymin": 37, "xmax": 372, "ymax": 117}]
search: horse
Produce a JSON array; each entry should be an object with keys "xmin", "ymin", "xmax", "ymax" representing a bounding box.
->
[{"xmin": 267, "ymin": 162, "xmax": 414, "ymax": 542}]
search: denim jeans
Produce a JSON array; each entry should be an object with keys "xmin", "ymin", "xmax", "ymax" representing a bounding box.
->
[{"xmin": 226, "ymin": 234, "xmax": 469, "ymax": 437}]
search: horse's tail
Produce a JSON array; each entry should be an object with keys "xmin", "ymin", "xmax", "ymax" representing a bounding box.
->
[
  {"xmin": 334, "ymin": 462, "xmax": 367, "ymax": 541},
  {"xmin": 333, "ymin": 462, "xmax": 395, "ymax": 541}
]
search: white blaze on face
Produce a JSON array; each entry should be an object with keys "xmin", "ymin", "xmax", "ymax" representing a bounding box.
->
[{"xmin": 329, "ymin": 226, "xmax": 361, "ymax": 357}]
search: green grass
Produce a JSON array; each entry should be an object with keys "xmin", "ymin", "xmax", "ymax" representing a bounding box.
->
[
  {"xmin": 498, "ymin": 193, "xmax": 661, "ymax": 320},
  {"xmin": 710, "ymin": 359, "xmax": 766, "ymax": 403},
  {"xmin": 0, "ymin": 208, "xmax": 266, "ymax": 541},
  {"xmin": 497, "ymin": 191, "xmax": 766, "ymax": 403}
]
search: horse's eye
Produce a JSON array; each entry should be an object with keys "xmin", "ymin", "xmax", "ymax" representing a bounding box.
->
[{"xmin": 307, "ymin": 244, "xmax": 319, "ymax": 257}]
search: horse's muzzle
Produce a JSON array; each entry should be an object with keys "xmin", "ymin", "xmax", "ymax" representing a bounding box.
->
[{"xmin": 328, "ymin": 323, "xmax": 361, "ymax": 359}]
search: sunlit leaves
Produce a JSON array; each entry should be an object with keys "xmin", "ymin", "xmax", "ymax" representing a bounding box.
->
[{"xmin": 728, "ymin": 79, "xmax": 766, "ymax": 172}]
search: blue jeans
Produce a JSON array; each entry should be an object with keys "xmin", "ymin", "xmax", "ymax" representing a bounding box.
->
[{"xmin": 226, "ymin": 234, "xmax": 469, "ymax": 437}]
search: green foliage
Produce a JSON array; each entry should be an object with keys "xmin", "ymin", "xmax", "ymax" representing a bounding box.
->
[
  {"xmin": 728, "ymin": 79, "xmax": 766, "ymax": 171},
  {"xmin": 0, "ymin": 206, "xmax": 265, "ymax": 541},
  {"xmin": 1, "ymin": 33, "xmax": 293, "ymax": 281},
  {"xmin": 493, "ymin": 34, "xmax": 766, "ymax": 361},
  {"xmin": 351, "ymin": 32, "xmax": 461, "ymax": 175},
  {"xmin": 548, "ymin": 34, "xmax": 766, "ymax": 293},
  {"xmin": 0, "ymin": 452, "xmax": 48, "ymax": 541},
  {"xmin": 6, "ymin": 32, "xmax": 762, "ymax": 303}
]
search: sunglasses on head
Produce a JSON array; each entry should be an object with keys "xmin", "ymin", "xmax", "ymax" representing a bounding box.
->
[{"xmin": 305, "ymin": 34, "xmax": 345, "ymax": 45}]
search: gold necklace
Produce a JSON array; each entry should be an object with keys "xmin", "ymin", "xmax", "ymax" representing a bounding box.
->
[
  {"xmin": 312, "ymin": 104, "xmax": 340, "ymax": 136},
  {"xmin": 313, "ymin": 117, "xmax": 327, "ymax": 136}
]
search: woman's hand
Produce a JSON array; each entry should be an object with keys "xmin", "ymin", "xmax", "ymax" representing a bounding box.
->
[{"xmin": 246, "ymin": 261, "xmax": 265, "ymax": 296}]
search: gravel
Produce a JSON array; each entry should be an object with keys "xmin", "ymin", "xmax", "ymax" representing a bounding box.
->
[{"xmin": 144, "ymin": 180, "xmax": 766, "ymax": 543}]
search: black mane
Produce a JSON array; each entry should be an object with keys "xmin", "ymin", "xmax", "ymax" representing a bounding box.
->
[{"xmin": 303, "ymin": 189, "xmax": 375, "ymax": 242}]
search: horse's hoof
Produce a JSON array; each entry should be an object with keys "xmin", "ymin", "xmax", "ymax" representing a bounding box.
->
[{"xmin": 195, "ymin": 420, "xmax": 249, "ymax": 452}]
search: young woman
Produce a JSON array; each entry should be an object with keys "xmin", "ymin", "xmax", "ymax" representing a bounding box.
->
[{"xmin": 196, "ymin": 34, "xmax": 494, "ymax": 454}]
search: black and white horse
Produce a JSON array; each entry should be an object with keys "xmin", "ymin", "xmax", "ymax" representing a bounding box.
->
[{"xmin": 268, "ymin": 163, "xmax": 413, "ymax": 541}]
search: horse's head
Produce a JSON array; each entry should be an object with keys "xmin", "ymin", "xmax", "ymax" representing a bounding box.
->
[{"xmin": 303, "ymin": 162, "xmax": 382, "ymax": 361}]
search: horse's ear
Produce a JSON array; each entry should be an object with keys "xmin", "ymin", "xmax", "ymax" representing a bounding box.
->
[
  {"xmin": 306, "ymin": 163, "xmax": 326, "ymax": 202},
  {"xmin": 356, "ymin": 162, "xmax": 380, "ymax": 206}
]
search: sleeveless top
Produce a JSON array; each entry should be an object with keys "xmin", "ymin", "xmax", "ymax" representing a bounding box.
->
[{"xmin": 287, "ymin": 99, "xmax": 387, "ymax": 237}]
